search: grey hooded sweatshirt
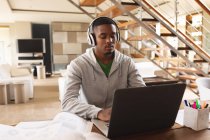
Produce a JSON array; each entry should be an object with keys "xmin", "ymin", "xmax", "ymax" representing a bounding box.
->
[{"xmin": 62, "ymin": 47, "xmax": 145, "ymax": 119}]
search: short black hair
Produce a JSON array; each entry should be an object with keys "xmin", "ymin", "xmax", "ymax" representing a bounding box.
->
[{"xmin": 92, "ymin": 17, "xmax": 116, "ymax": 29}]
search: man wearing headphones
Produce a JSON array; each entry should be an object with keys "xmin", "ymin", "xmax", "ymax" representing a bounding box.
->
[{"xmin": 62, "ymin": 17, "xmax": 145, "ymax": 121}]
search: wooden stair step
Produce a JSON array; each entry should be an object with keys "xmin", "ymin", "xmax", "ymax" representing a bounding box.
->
[
  {"xmin": 143, "ymin": 77, "xmax": 179, "ymax": 86},
  {"xmin": 160, "ymin": 33, "xmax": 176, "ymax": 36},
  {"xmin": 97, "ymin": 2, "xmax": 138, "ymax": 18},
  {"xmin": 141, "ymin": 47, "xmax": 169, "ymax": 51},
  {"xmin": 130, "ymin": 53, "xmax": 144, "ymax": 58},
  {"xmin": 167, "ymin": 67, "xmax": 201, "ymax": 74},
  {"xmin": 154, "ymin": 57, "xmax": 184, "ymax": 62},
  {"xmin": 118, "ymin": 18, "xmax": 158, "ymax": 29},
  {"xmin": 142, "ymin": 18, "xmax": 159, "ymax": 22},
  {"xmin": 188, "ymin": 82, "xmax": 197, "ymax": 88},
  {"xmin": 127, "ymin": 35, "xmax": 153, "ymax": 41},
  {"xmin": 178, "ymin": 47, "xmax": 192, "ymax": 50},
  {"xmin": 178, "ymin": 75, "xmax": 197, "ymax": 81},
  {"xmin": 193, "ymin": 59, "xmax": 207, "ymax": 63},
  {"xmin": 80, "ymin": 0, "xmax": 105, "ymax": 6},
  {"xmin": 118, "ymin": 20, "xmax": 137, "ymax": 29}
]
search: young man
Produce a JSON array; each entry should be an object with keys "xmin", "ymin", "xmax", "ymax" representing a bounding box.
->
[{"xmin": 62, "ymin": 17, "xmax": 145, "ymax": 121}]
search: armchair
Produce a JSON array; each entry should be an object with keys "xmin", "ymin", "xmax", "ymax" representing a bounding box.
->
[{"xmin": 0, "ymin": 64, "xmax": 34, "ymax": 99}]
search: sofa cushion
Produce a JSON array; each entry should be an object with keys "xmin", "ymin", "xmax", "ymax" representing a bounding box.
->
[
  {"xmin": 0, "ymin": 64, "xmax": 11, "ymax": 79},
  {"xmin": 11, "ymin": 67, "xmax": 30, "ymax": 77}
]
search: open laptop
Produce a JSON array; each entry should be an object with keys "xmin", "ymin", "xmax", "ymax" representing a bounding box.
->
[{"xmin": 92, "ymin": 83, "xmax": 186, "ymax": 139}]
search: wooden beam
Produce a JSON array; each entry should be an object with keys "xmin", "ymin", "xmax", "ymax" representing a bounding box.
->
[{"xmin": 80, "ymin": 0, "xmax": 105, "ymax": 6}]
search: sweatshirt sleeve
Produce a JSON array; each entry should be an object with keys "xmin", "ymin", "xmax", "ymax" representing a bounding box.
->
[
  {"xmin": 127, "ymin": 58, "xmax": 146, "ymax": 87},
  {"xmin": 61, "ymin": 61, "xmax": 102, "ymax": 119}
]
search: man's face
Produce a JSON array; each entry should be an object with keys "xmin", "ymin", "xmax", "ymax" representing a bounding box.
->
[{"xmin": 93, "ymin": 24, "xmax": 116, "ymax": 56}]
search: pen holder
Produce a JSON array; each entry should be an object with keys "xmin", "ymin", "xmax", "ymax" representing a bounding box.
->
[{"xmin": 184, "ymin": 106, "xmax": 209, "ymax": 131}]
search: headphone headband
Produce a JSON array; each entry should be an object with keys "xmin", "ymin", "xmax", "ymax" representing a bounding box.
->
[{"xmin": 87, "ymin": 17, "xmax": 120, "ymax": 46}]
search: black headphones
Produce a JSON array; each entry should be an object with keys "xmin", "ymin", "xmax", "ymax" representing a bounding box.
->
[{"xmin": 87, "ymin": 17, "xmax": 120, "ymax": 46}]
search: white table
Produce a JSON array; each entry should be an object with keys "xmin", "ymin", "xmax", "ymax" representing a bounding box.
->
[
  {"xmin": 0, "ymin": 83, "xmax": 9, "ymax": 105},
  {"xmin": 0, "ymin": 80, "xmax": 29, "ymax": 104},
  {"xmin": 12, "ymin": 81, "xmax": 29, "ymax": 104}
]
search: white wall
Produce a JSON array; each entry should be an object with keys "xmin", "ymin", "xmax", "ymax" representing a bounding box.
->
[{"xmin": 9, "ymin": 22, "xmax": 32, "ymax": 66}]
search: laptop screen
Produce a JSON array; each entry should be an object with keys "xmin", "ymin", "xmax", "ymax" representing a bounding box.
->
[{"xmin": 108, "ymin": 83, "xmax": 186, "ymax": 138}]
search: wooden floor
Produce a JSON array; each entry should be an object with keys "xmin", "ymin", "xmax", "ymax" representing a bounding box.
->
[
  {"xmin": 0, "ymin": 75, "xmax": 61, "ymax": 125},
  {"xmin": 0, "ymin": 97, "xmax": 61, "ymax": 125}
]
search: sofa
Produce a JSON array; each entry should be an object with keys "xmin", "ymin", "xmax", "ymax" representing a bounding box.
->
[{"xmin": 0, "ymin": 64, "xmax": 34, "ymax": 99}]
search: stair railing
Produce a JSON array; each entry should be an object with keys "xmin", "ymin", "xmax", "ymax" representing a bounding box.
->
[
  {"xmin": 145, "ymin": 0, "xmax": 210, "ymax": 51},
  {"xmin": 141, "ymin": 0, "xmax": 210, "ymax": 61},
  {"xmin": 110, "ymin": 0, "xmax": 209, "ymax": 76}
]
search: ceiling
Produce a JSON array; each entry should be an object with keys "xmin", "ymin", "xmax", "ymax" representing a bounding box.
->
[
  {"xmin": 0, "ymin": 0, "xmax": 96, "ymax": 23},
  {"xmin": 0, "ymin": 0, "xmax": 209, "ymax": 24}
]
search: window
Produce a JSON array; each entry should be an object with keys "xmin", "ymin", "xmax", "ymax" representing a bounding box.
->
[{"xmin": 0, "ymin": 27, "xmax": 11, "ymax": 64}]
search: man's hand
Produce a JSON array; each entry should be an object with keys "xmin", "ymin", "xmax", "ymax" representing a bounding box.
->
[{"xmin": 97, "ymin": 108, "xmax": 112, "ymax": 121}]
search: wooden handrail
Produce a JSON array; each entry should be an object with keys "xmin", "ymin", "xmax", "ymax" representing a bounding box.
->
[{"xmin": 194, "ymin": 0, "xmax": 210, "ymax": 15}]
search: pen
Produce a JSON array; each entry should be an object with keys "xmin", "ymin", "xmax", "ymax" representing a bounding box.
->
[
  {"xmin": 201, "ymin": 102, "xmax": 206, "ymax": 109},
  {"xmin": 188, "ymin": 102, "xmax": 191, "ymax": 107},
  {"xmin": 196, "ymin": 99, "xmax": 200, "ymax": 109},
  {"xmin": 193, "ymin": 102, "xmax": 197, "ymax": 109},
  {"xmin": 184, "ymin": 100, "xmax": 188, "ymax": 106}
]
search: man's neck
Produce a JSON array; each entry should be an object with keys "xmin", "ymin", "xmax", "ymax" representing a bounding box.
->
[{"xmin": 94, "ymin": 50, "xmax": 114, "ymax": 64}]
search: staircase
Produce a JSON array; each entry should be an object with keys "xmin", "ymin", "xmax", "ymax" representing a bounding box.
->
[{"xmin": 70, "ymin": 0, "xmax": 210, "ymax": 93}]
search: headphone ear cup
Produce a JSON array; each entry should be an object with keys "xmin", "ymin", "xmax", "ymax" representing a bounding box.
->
[
  {"xmin": 88, "ymin": 33, "xmax": 96, "ymax": 46},
  {"xmin": 116, "ymin": 32, "xmax": 120, "ymax": 42}
]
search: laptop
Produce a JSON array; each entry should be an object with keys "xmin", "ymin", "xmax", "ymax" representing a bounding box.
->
[{"xmin": 92, "ymin": 83, "xmax": 186, "ymax": 139}]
